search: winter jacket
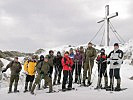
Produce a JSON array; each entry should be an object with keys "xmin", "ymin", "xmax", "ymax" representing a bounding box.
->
[
  {"xmin": 36, "ymin": 61, "xmax": 50, "ymax": 76},
  {"xmin": 62, "ymin": 55, "xmax": 73, "ymax": 71},
  {"xmin": 46, "ymin": 55, "xmax": 55, "ymax": 67},
  {"xmin": 24, "ymin": 60, "xmax": 37, "ymax": 76},
  {"xmin": 96, "ymin": 54, "xmax": 107, "ymax": 68},
  {"xmin": 85, "ymin": 47, "xmax": 97, "ymax": 63},
  {"xmin": 80, "ymin": 50, "xmax": 85, "ymax": 62},
  {"xmin": 74, "ymin": 52, "xmax": 83, "ymax": 65},
  {"xmin": 5, "ymin": 61, "xmax": 22, "ymax": 75},
  {"xmin": 69, "ymin": 52, "xmax": 75, "ymax": 60},
  {"xmin": 107, "ymin": 49, "xmax": 123, "ymax": 69},
  {"xmin": 53, "ymin": 55, "xmax": 63, "ymax": 67}
]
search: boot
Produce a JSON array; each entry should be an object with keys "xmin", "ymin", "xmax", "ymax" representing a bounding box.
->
[
  {"xmin": 38, "ymin": 83, "xmax": 41, "ymax": 90},
  {"xmin": 106, "ymin": 79, "xmax": 113, "ymax": 91},
  {"xmin": 82, "ymin": 80, "xmax": 86, "ymax": 86},
  {"xmin": 14, "ymin": 83, "xmax": 19, "ymax": 93},
  {"xmin": 24, "ymin": 82, "xmax": 28, "ymax": 93},
  {"xmin": 29, "ymin": 82, "xmax": 33, "ymax": 91},
  {"xmin": 57, "ymin": 80, "xmax": 61, "ymax": 85},
  {"xmin": 74, "ymin": 78, "xmax": 78, "ymax": 83},
  {"xmin": 95, "ymin": 77, "xmax": 101, "ymax": 89},
  {"xmin": 31, "ymin": 83, "xmax": 36, "ymax": 94},
  {"xmin": 115, "ymin": 79, "xmax": 121, "ymax": 91},
  {"xmin": 8, "ymin": 86, "xmax": 12, "ymax": 93},
  {"xmin": 48, "ymin": 81, "xmax": 53, "ymax": 93},
  {"xmin": 53, "ymin": 81, "xmax": 56, "ymax": 85},
  {"xmin": 87, "ymin": 80, "xmax": 92, "ymax": 86},
  {"xmin": 103, "ymin": 77, "xmax": 108, "ymax": 89}
]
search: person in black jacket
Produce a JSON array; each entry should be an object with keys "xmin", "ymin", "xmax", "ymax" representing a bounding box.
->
[
  {"xmin": 95, "ymin": 48, "xmax": 108, "ymax": 89},
  {"xmin": 53, "ymin": 51, "xmax": 63, "ymax": 85}
]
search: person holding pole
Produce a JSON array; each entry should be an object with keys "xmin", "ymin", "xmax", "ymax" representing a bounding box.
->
[
  {"xmin": 83, "ymin": 42, "xmax": 96, "ymax": 86},
  {"xmin": 95, "ymin": 48, "xmax": 108, "ymax": 89},
  {"xmin": 107, "ymin": 43, "xmax": 123, "ymax": 91}
]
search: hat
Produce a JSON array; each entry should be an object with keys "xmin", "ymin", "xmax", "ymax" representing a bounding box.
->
[
  {"xmin": 49, "ymin": 50, "xmax": 54, "ymax": 54},
  {"xmin": 100, "ymin": 48, "xmax": 105, "ymax": 53},
  {"xmin": 57, "ymin": 51, "xmax": 61, "ymax": 54},
  {"xmin": 114, "ymin": 43, "xmax": 119, "ymax": 46},
  {"xmin": 40, "ymin": 55, "xmax": 44, "ymax": 60},
  {"xmin": 88, "ymin": 42, "xmax": 92, "ymax": 45},
  {"xmin": 80, "ymin": 46, "xmax": 83, "ymax": 49},
  {"xmin": 15, "ymin": 56, "xmax": 18, "ymax": 59},
  {"xmin": 65, "ymin": 51, "xmax": 69, "ymax": 55},
  {"xmin": 70, "ymin": 48, "xmax": 73, "ymax": 51}
]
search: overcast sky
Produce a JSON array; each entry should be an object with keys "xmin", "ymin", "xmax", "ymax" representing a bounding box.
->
[{"xmin": 0, "ymin": 0, "xmax": 132, "ymax": 52}]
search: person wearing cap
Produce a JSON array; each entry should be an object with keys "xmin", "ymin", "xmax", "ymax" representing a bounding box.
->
[
  {"xmin": 31, "ymin": 56, "xmax": 53, "ymax": 94},
  {"xmin": 2, "ymin": 57, "xmax": 22, "ymax": 93},
  {"xmin": 107, "ymin": 43, "xmax": 124, "ymax": 91},
  {"xmin": 61, "ymin": 51, "xmax": 74, "ymax": 91},
  {"xmin": 95, "ymin": 48, "xmax": 108, "ymax": 89},
  {"xmin": 83, "ymin": 42, "xmax": 97, "ymax": 86},
  {"xmin": 53, "ymin": 51, "xmax": 63, "ymax": 85},
  {"xmin": 23, "ymin": 56, "xmax": 37, "ymax": 92}
]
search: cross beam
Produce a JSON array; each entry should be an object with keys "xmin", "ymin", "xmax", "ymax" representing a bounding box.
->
[{"xmin": 97, "ymin": 5, "xmax": 118, "ymax": 46}]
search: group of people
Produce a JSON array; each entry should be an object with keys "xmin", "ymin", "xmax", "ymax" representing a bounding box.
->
[{"xmin": 1, "ymin": 42, "xmax": 124, "ymax": 94}]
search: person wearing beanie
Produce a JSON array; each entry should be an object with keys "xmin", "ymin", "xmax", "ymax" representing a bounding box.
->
[
  {"xmin": 53, "ymin": 51, "xmax": 63, "ymax": 85},
  {"xmin": 107, "ymin": 43, "xmax": 124, "ymax": 91},
  {"xmin": 61, "ymin": 51, "xmax": 74, "ymax": 91},
  {"xmin": 95, "ymin": 48, "xmax": 108, "ymax": 89}
]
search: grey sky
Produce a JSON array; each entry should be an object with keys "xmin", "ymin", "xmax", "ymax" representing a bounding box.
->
[{"xmin": 0, "ymin": 0, "xmax": 132, "ymax": 52}]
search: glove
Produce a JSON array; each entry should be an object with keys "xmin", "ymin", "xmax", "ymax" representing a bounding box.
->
[
  {"xmin": 24, "ymin": 71, "xmax": 28, "ymax": 75},
  {"xmin": 68, "ymin": 64, "xmax": 71, "ymax": 67},
  {"xmin": 40, "ymin": 71, "xmax": 44, "ymax": 74},
  {"xmin": 2, "ymin": 69, "xmax": 6, "ymax": 73},
  {"xmin": 113, "ymin": 62, "xmax": 119, "ymax": 65}
]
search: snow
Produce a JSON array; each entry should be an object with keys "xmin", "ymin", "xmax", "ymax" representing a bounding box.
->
[
  {"xmin": 0, "ymin": 41, "xmax": 133, "ymax": 100},
  {"xmin": 0, "ymin": 60, "xmax": 133, "ymax": 100}
]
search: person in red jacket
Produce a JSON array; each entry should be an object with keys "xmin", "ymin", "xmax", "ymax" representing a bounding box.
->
[{"xmin": 62, "ymin": 51, "xmax": 74, "ymax": 91}]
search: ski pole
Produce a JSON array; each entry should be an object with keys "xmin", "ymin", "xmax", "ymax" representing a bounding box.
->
[
  {"xmin": 77, "ymin": 60, "xmax": 80, "ymax": 84},
  {"xmin": 111, "ymin": 68, "xmax": 115, "ymax": 92},
  {"xmin": 89, "ymin": 59, "xmax": 92, "ymax": 82}
]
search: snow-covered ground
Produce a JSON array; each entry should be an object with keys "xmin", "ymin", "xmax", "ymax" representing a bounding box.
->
[
  {"xmin": 1, "ymin": 41, "xmax": 133, "ymax": 100},
  {"xmin": 0, "ymin": 59, "xmax": 133, "ymax": 100}
]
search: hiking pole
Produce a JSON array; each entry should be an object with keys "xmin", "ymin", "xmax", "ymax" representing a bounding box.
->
[
  {"xmin": 90, "ymin": 60, "xmax": 98, "ymax": 89},
  {"xmin": 89, "ymin": 59, "xmax": 92, "ymax": 83},
  {"xmin": 54, "ymin": 65, "xmax": 59, "ymax": 84},
  {"xmin": 96, "ymin": 62, "xmax": 102, "ymax": 89},
  {"xmin": 77, "ymin": 60, "xmax": 80, "ymax": 84},
  {"xmin": 110, "ymin": 68, "xmax": 115, "ymax": 93},
  {"xmin": 80, "ymin": 61, "xmax": 83, "ymax": 84}
]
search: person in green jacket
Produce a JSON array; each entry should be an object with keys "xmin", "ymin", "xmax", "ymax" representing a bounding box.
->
[
  {"xmin": 31, "ymin": 56, "xmax": 53, "ymax": 94},
  {"xmin": 83, "ymin": 42, "xmax": 97, "ymax": 86},
  {"xmin": 2, "ymin": 57, "xmax": 22, "ymax": 93},
  {"xmin": 46, "ymin": 50, "xmax": 55, "ymax": 78}
]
